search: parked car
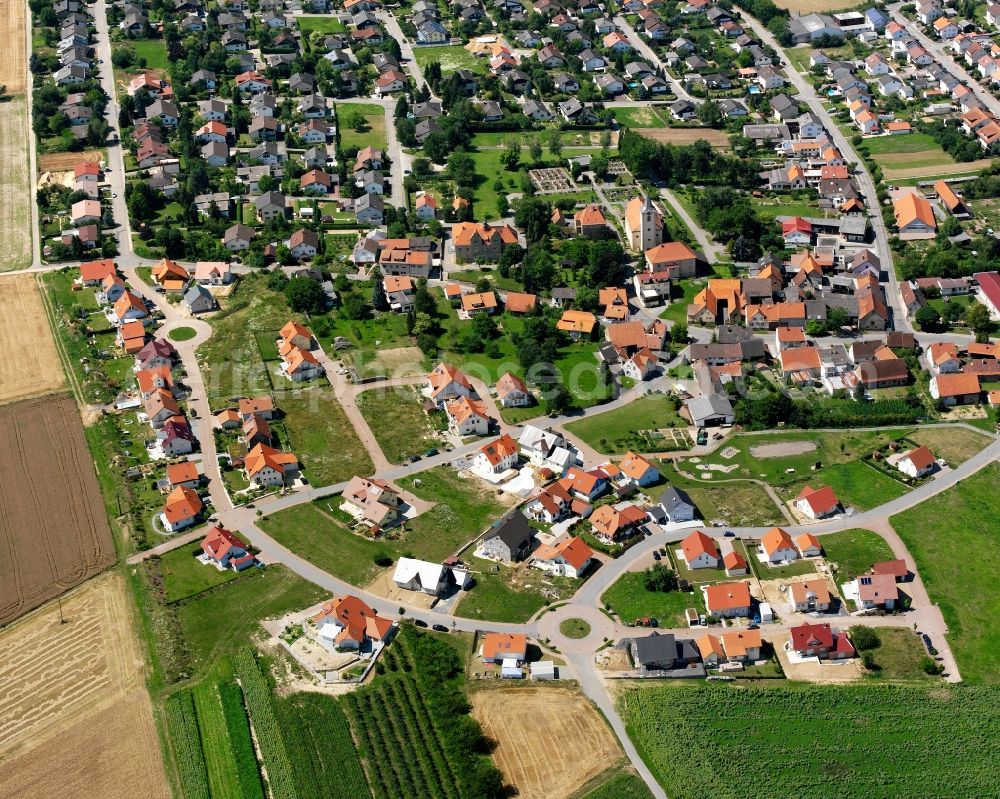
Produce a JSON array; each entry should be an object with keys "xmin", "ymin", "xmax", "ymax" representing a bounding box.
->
[
  {"xmin": 724, "ymin": 531, "xmax": 736, "ymax": 537},
  {"xmin": 432, "ymin": 624, "xmax": 448, "ymax": 632},
  {"xmin": 652, "ymin": 551, "xmax": 661, "ymax": 561},
  {"xmin": 425, "ymin": 448, "xmax": 438, "ymax": 457},
  {"xmin": 414, "ymin": 619, "xmax": 428, "ymax": 628}
]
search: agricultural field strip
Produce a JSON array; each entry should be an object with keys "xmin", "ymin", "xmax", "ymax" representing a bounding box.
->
[{"xmin": 0, "ymin": 275, "xmax": 63, "ymax": 404}]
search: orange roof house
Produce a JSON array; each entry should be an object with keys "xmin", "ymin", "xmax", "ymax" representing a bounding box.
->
[
  {"xmin": 151, "ymin": 258, "xmax": 189, "ymax": 290},
  {"xmin": 893, "ymin": 192, "xmax": 936, "ymax": 237},
  {"xmin": 312, "ymin": 595, "xmax": 394, "ymax": 647},
  {"xmin": 79, "ymin": 258, "xmax": 116, "ymax": 284},
  {"xmin": 704, "ymin": 581, "xmax": 752, "ymax": 616},
  {"xmin": 504, "ymin": 291, "xmax": 537, "ymax": 313},
  {"xmin": 480, "ymin": 632, "xmax": 527, "ymax": 662},
  {"xmin": 720, "ymin": 629, "xmax": 761, "ymax": 661},
  {"xmin": 280, "ymin": 320, "xmax": 313, "ymax": 349},
  {"xmin": 589, "ymin": 503, "xmax": 647, "ymax": 542},
  {"xmin": 478, "ymin": 433, "xmax": 518, "ymax": 467},
  {"xmin": 161, "ymin": 486, "xmax": 202, "ymax": 530},
  {"xmin": 761, "ymin": 527, "xmax": 797, "ymax": 560},
  {"xmin": 935, "ymin": 180, "xmax": 968, "ymax": 215},
  {"xmin": 427, "ymin": 362, "xmax": 473, "ymax": 403},
  {"xmin": 619, "ymin": 451, "xmax": 659, "ymax": 485},
  {"xmin": 556, "ymin": 309, "xmax": 597, "ymax": 337},
  {"xmin": 723, "ymin": 549, "xmax": 748, "ymax": 575},
  {"xmin": 795, "ymin": 533, "xmax": 822, "ymax": 557},
  {"xmin": 166, "ymin": 461, "xmax": 200, "ymax": 487},
  {"xmin": 794, "ymin": 485, "xmax": 840, "ymax": 519},
  {"xmin": 245, "ymin": 443, "xmax": 298, "ymax": 484},
  {"xmin": 496, "ymin": 371, "xmax": 530, "ymax": 406},
  {"xmin": 461, "ymin": 291, "xmax": 498, "ymax": 314},
  {"xmin": 680, "ymin": 530, "xmax": 720, "ymax": 569},
  {"xmin": 575, "ymin": 204, "xmax": 608, "ymax": 234},
  {"xmin": 532, "ymin": 536, "xmax": 594, "ymax": 576}
]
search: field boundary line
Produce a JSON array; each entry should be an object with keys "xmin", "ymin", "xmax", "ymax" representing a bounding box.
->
[{"xmin": 35, "ymin": 272, "xmax": 86, "ymax": 408}]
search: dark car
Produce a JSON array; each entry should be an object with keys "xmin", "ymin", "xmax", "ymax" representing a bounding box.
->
[
  {"xmin": 724, "ymin": 531, "xmax": 736, "ymax": 538},
  {"xmin": 414, "ymin": 619, "xmax": 428, "ymax": 628},
  {"xmin": 652, "ymin": 551, "xmax": 661, "ymax": 561},
  {"xmin": 408, "ymin": 454, "xmax": 422, "ymax": 463},
  {"xmin": 425, "ymin": 448, "xmax": 439, "ymax": 457},
  {"xmin": 432, "ymin": 624, "xmax": 449, "ymax": 632},
  {"xmin": 649, "ymin": 618, "xmax": 659, "ymax": 628}
]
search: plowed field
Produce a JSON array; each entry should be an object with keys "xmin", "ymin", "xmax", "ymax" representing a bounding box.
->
[
  {"xmin": 0, "ymin": 395, "xmax": 114, "ymax": 625},
  {"xmin": 471, "ymin": 685, "xmax": 622, "ymax": 799}
]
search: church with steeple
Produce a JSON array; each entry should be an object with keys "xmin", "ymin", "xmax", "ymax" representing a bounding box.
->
[{"xmin": 624, "ymin": 195, "xmax": 664, "ymax": 253}]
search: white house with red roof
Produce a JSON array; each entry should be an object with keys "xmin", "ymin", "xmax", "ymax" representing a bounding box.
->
[
  {"xmin": 426, "ymin": 362, "xmax": 474, "ymax": 407},
  {"xmin": 495, "ymin": 371, "xmax": 531, "ymax": 407},
  {"xmin": 200, "ymin": 526, "xmax": 256, "ymax": 570},
  {"xmin": 474, "ymin": 434, "xmax": 519, "ymax": 475},
  {"xmin": 760, "ymin": 527, "xmax": 799, "ymax": 564},
  {"xmin": 312, "ymin": 595, "xmax": 394, "ymax": 651},
  {"xmin": 794, "ymin": 485, "xmax": 841, "ymax": 519},
  {"xmin": 788, "ymin": 622, "xmax": 855, "ymax": 660},
  {"xmin": 532, "ymin": 535, "xmax": 594, "ymax": 578},
  {"xmin": 679, "ymin": 530, "xmax": 720, "ymax": 569},
  {"xmin": 894, "ymin": 445, "xmax": 937, "ymax": 478}
]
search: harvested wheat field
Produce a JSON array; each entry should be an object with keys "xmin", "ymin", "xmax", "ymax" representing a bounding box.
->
[
  {"xmin": 0, "ymin": 0, "xmax": 27, "ymax": 93},
  {"xmin": 0, "ymin": 573, "xmax": 170, "ymax": 799},
  {"xmin": 0, "ymin": 395, "xmax": 114, "ymax": 625},
  {"xmin": 637, "ymin": 127, "xmax": 730, "ymax": 149},
  {"xmin": 882, "ymin": 159, "xmax": 996, "ymax": 180},
  {"xmin": 0, "ymin": 97, "xmax": 32, "ymax": 272},
  {"xmin": 0, "ymin": 274, "xmax": 64, "ymax": 403},
  {"xmin": 471, "ymin": 685, "xmax": 623, "ymax": 799}
]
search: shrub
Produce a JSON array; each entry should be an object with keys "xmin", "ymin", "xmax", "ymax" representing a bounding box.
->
[{"xmin": 850, "ymin": 625, "xmax": 881, "ymax": 651}]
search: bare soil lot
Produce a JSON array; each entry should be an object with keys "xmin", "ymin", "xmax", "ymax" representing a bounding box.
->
[
  {"xmin": 38, "ymin": 149, "xmax": 105, "ymax": 173},
  {"xmin": 0, "ymin": 573, "xmax": 169, "ymax": 798},
  {"xmin": 471, "ymin": 685, "xmax": 623, "ymax": 799},
  {"xmin": 0, "ymin": 0, "xmax": 27, "ymax": 92},
  {"xmin": 0, "ymin": 274, "xmax": 64, "ymax": 404},
  {"xmin": 883, "ymin": 159, "xmax": 995, "ymax": 180},
  {"xmin": 636, "ymin": 128, "xmax": 730, "ymax": 149},
  {"xmin": 749, "ymin": 440, "xmax": 817, "ymax": 458},
  {"xmin": 0, "ymin": 395, "xmax": 114, "ymax": 625},
  {"xmin": 0, "ymin": 98, "xmax": 32, "ymax": 272}
]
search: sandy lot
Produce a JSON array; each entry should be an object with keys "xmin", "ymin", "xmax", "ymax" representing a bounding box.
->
[
  {"xmin": 366, "ymin": 345, "xmax": 426, "ymax": 378},
  {"xmin": 0, "ymin": 395, "xmax": 115, "ymax": 625},
  {"xmin": 749, "ymin": 440, "xmax": 818, "ymax": 458},
  {"xmin": 471, "ymin": 685, "xmax": 622, "ymax": 799},
  {"xmin": 636, "ymin": 128, "xmax": 730, "ymax": 149},
  {"xmin": 0, "ymin": 0, "xmax": 27, "ymax": 92},
  {"xmin": 0, "ymin": 275, "xmax": 64, "ymax": 403},
  {"xmin": 0, "ymin": 573, "xmax": 170, "ymax": 798},
  {"xmin": 0, "ymin": 97, "xmax": 32, "ymax": 272}
]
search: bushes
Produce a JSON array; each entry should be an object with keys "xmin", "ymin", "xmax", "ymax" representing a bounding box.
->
[
  {"xmin": 164, "ymin": 690, "xmax": 210, "ymax": 799},
  {"xmin": 233, "ymin": 648, "xmax": 300, "ymax": 799},
  {"xmin": 850, "ymin": 626, "xmax": 881, "ymax": 652},
  {"xmin": 219, "ymin": 682, "xmax": 266, "ymax": 799}
]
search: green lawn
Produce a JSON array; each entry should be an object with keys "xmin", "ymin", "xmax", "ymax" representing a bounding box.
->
[
  {"xmin": 191, "ymin": 681, "xmax": 248, "ymax": 799},
  {"xmin": 821, "ymin": 528, "xmax": 895, "ymax": 582},
  {"xmin": 259, "ymin": 502, "xmax": 391, "ymax": 586},
  {"xmin": 277, "ymin": 386, "xmax": 374, "ymax": 487},
  {"xmin": 580, "ymin": 770, "xmax": 655, "ymax": 799},
  {"xmin": 620, "ymin": 682, "xmax": 999, "ymax": 798},
  {"xmin": 861, "ymin": 627, "xmax": 940, "ymax": 682},
  {"xmin": 159, "ymin": 545, "xmax": 241, "ymax": 602},
  {"xmin": 560, "ymin": 617, "xmax": 592, "ymax": 638},
  {"xmin": 296, "ymin": 16, "xmax": 347, "ymax": 35},
  {"xmin": 860, "ymin": 132, "xmax": 943, "ymax": 154},
  {"xmin": 566, "ymin": 394, "xmax": 687, "ymax": 455},
  {"xmin": 610, "ymin": 106, "xmax": 668, "ymax": 128},
  {"xmin": 168, "ymin": 326, "xmax": 197, "ymax": 342},
  {"xmin": 335, "ymin": 102, "xmax": 387, "ymax": 151},
  {"xmin": 749, "ymin": 196, "xmax": 821, "ymax": 222},
  {"xmin": 131, "ymin": 38, "xmax": 169, "ymax": 71},
  {"xmin": 262, "ymin": 467, "xmax": 509, "ymax": 586},
  {"xmin": 780, "ymin": 460, "xmax": 911, "ymax": 512},
  {"xmin": 177, "ymin": 565, "xmax": 326, "ymax": 673},
  {"xmin": 454, "ymin": 564, "xmax": 562, "ymax": 623},
  {"xmin": 891, "ymin": 463, "xmax": 1000, "ymax": 683},
  {"xmin": 356, "ymin": 384, "xmax": 442, "ymax": 464},
  {"xmin": 412, "ymin": 44, "xmax": 488, "ymax": 75},
  {"xmin": 197, "ymin": 275, "xmax": 297, "ymax": 404},
  {"xmin": 658, "ymin": 469, "xmax": 787, "ymax": 527},
  {"xmin": 659, "ymin": 279, "xmax": 702, "ymax": 324},
  {"xmin": 602, "ymin": 572, "xmax": 705, "ymax": 626}
]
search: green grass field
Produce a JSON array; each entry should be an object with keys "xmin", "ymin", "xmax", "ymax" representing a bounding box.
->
[
  {"xmin": 782, "ymin": 460, "xmax": 911, "ymax": 512},
  {"xmin": 657, "ymin": 469, "xmax": 787, "ymax": 527},
  {"xmin": 621, "ymin": 682, "xmax": 1000, "ymax": 798},
  {"xmin": 860, "ymin": 132, "xmax": 943, "ymax": 154},
  {"xmin": 820, "ymin": 528, "xmax": 895, "ymax": 582},
  {"xmin": 277, "ymin": 386, "xmax": 374, "ymax": 487},
  {"xmin": 749, "ymin": 196, "xmax": 821, "ymax": 222},
  {"xmin": 356, "ymin": 385, "xmax": 442, "ymax": 464},
  {"xmin": 131, "ymin": 38, "xmax": 169, "ymax": 71},
  {"xmin": 566, "ymin": 394, "xmax": 687, "ymax": 454},
  {"xmin": 159, "ymin": 545, "xmax": 240, "ymax": 602},
  {"xmin": 580, "ymin": 770, "xmax": 655, "ymax": 799},
  {"xmin": 296, "ymin": 16, "xmax": 347, "ymax": 35},
  {"xmin": 454, "ymin": 563, "xmax": 569, "ymax": 623},
  {"xmin": 177, "ymin": 565, "xmax": 327, "ymax": 673},
  {"xmin": 861, "ymin": 627, "xmax": 940, "ymax": 682},
  {"xmin": 602, "ymin": 572, "xmax": 705, "ymax": 626},
  {"xmin": 197, "ymin": 275, "xmax": 297, "ymax": 403},
  {"xmin": 335, "ymin": 102, "xmax": 387, "ymax": 151},
  {"xmin": 412, "ymin": 44, "xmax": 487, "ymax": 75},
  {"xmin": 891, "ymin": 463, "xmax": 1000, "ymax": 683},
  {"xmin": 610, "ymin": 106, "xmax": 668, "ymax": 128},
  {"xmin": 192, "ymin": 681, "xmax": 249, "ymax": 799}
]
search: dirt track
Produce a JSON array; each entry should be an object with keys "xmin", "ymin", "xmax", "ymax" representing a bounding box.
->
[
  {"xmin": 0, "ymin": 275, "xmax": 64, "ymax": 403},
  {"xmin": 0, "ymin": 394, "xmax": 115, "ymax": 625},
  {"xmin": 471, "ymin": 685, "xmax": 623, "ymax": 799},
  {"xmin": 0, "ymin": 0, "xmax": 27, "ymax": 92},
  {"xmin": 0, "ymin": 573, "xmax": 170, "ymax": 799}
]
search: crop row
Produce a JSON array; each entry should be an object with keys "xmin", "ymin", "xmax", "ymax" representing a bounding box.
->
[
  {"xmin": 164, "ymin": 690, "xmax": 210, "ymax": 799},
  {"xmin": 354, "ymin": 686, "xmax": 424, "ymax": 796},
  {"xmin": 219, "ymin": 681, "xmax": 267, "ymax": 799},
  {"xmin": 393, "ymin": 672, "xmax": 462, "ymax": 792},
  {"xmin": 343, "ymin": 691, "xmax": 400, "ymax": 798},
  {"xmin": 276, "ymin": 692, "xmax": 371, "ymax": 799},
  {"xmin": 233, "ymin": 648, "xmax": 300, "ymax": 799}
]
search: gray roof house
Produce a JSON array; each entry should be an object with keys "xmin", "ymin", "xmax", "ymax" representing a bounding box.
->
[
  {"xmin": 632, "ymin": 633, "xmax": 702, "ymax": 672},
  {"xmin": 685, "ymin": 392, "xmax": 735, "ymax": 427},
  {"xmin": 658, "ymin": 486, "xmax": 697, "ymax": 523},
  {"xmin": 184, "ymin": 284, "xmax": 215, "ymax": 314},
  {"xmin": 479, "ymin": 511, "xmax": 533, "ymax": 562}
]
